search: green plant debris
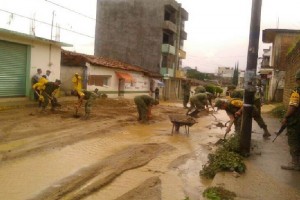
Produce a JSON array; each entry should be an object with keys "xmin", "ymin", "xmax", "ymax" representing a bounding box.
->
[
  {"xmin": 203, "ymin": 186, "xmax": 236, "ymax": 200},
  {"xmin": 200, "ymin": 148, "xmax": 246, "ymax": 179},
  {"xmin": 271, "ymin": 104, "xmax": 286, "ymax": 119},
  {"xmin": 222, "ymin": 134, "xmax": 241, "ymax": 154}
]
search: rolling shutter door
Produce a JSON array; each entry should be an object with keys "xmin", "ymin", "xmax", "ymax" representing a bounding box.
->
[{"xmin": 0, "ymin": 40, "xmax": 27, "ymax": 97}]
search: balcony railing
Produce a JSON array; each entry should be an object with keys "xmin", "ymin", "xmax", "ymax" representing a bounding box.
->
[
  {"xmin": 178, "ymin": 49, "xmax": 186, "ymax": 59},
  {"xmin": 176, "ymin": 69, "xmax": 185, "ymax": 78},
  {"xmin": 180, "ymin": 30, "xmax": 187, "ymax": 40},
  {"xmin": 163, "ymin": 20, "xmax": 177, "ymax": 33},
  {"xmin": 161, "ymin": 44, "xmax": 176, "ymax": 55},
  {"xmin": 181, "ymin": 8, "xmax": 189, "ymax": 21},
  {"xmin": 160, "ymin": 67, "xmax": 174, "ymax": 78}
]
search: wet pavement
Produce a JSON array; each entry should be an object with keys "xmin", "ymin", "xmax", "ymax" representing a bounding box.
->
[
  {"xmin": 211, "ymin": 105, "xmax": 300, "ymax": 200},
  {"xmin": 0, "ymin": 99, "xmax": 299, "ymax": 200}
]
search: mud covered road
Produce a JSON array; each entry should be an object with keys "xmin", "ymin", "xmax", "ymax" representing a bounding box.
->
[{"xmin": 0, "ymin": 98, "xmax": 227, "ymax": 200}]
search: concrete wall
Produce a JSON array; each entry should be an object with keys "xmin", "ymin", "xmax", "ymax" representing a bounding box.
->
[
  {"xmin": 0, "ymin": 35, "xmax": 62, "ymax": 82},
  {"xmin": 95, "ymin": 0, "xmax": 170, "ymax": 74},
  {"xmin": 61, "ymin": 63, "xmax": 151, "ymax": 99},
  {"xmin": 60, "ymin": 66, "xmax": 85, "ymax": 95},
  {"xmin": 0, "ymin": 34, "xmax": 62, "ymax": 98},
  {"xmin": 30, "ymin": 44, "xmax": 61, "ymax": 82}
]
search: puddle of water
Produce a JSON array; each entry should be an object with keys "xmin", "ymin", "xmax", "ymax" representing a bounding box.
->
[{"xmin": 0, "ymin": 112, "xmax": 225, "ymax": 200}]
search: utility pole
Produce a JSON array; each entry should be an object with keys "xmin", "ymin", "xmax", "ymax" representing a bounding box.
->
[{"xmin": 240, "ymin": 0, "xmax": 262, "ymax": 155}]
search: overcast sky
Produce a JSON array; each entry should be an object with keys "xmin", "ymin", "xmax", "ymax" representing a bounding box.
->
[{"xmin": 1, "ymin": 0, "xmax": 300, "ymax": 73}]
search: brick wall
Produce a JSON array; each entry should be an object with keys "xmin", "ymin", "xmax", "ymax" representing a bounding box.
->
[{"xmin": 284, "ymin": 41, "xmax": 300, "ymax": 106}]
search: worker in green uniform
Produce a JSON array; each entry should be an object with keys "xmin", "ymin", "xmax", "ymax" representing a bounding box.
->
[
  {"xmin": 134, "ymin": 95, "xmax": 159, "ymax": 123},
  {"xmin": 186, "ymin": 92, "xmax": 215, "ymax": 117},
  {"xmin": 40, "ymin": 79, "xmax": 61, "ymax": 112},
  {"xmin": 214, "ymin": 98, "xmax": 271, "ymax": 138},
  {"xmin": 194, "ymin": 86, "xmax": 206, "ymax": 94},
  {"xmin": 72, "ymin": 89, "xmax": 99, "ymax": 119},
  {"xmin": 281, "ymin": 69, "xmax": 300, "ymax": 171},
  {"xmin": 182, "ymin": 79, "xmax": 191, "ymax": 108}
]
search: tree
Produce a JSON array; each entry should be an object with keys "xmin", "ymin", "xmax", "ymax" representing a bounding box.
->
[
  {"xmin": 232, "ymin": 62, "xmax": 239, "ymax": 86},
  {"xmin": 186, "ymin": 69, "xmax": 208, "ymax": 80}
]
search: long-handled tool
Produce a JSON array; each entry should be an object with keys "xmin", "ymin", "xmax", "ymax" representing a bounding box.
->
[{"xmin": 272, "ymin": 124, "xmax": 287, "ymax": 142}]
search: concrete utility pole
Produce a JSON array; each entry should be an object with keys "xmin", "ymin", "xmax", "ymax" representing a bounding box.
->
[{"xmin": 240, "ymin": 0, "xmax": 262, "ymax": 155}]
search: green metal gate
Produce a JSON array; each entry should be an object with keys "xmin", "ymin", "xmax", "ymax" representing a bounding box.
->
[{"xmin": 0, "ymin": 40, "xmax": 27, "ymax": 97}]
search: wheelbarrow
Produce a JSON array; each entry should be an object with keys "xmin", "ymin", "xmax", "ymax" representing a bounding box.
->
[{"xmin": 169, "ymin": 114, "xmax": 197, "ymax": 136}]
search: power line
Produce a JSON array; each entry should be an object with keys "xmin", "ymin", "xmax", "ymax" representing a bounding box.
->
[
  {"xmin": 0, "ymin": 9, "xmax": 94, "ymax": 38},
  {"xmin": 44, "ymin": 0, "xmax": 96, "ymax": 21}
]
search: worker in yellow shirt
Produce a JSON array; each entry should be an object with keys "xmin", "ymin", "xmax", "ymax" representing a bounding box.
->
[
  {"xmin": 32, "ymin": 75, "xmax": 49, "ymax": 106},
  {"xmin": 72, "ymin": 73, "xmax": 82, "ymax": 93}
]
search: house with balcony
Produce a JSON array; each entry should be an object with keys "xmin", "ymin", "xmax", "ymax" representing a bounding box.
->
[
  {"xmin": 262, "ymin": 29, "xmax": 300, "ymax": 102},
  {"xmin": 94, "ymin": 0, "xmax": 188, "ymax": 100}
]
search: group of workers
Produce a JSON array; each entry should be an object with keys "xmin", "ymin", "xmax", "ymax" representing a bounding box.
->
[
  {"xmin": 32, "ymin": 68, "xmax": 61, "ymax": 111},
  {"xmin": 181, "ymin": 70, "xmax": 300, "ymax": 171},
  {"xmin": 31, "ymin": 69, "xmax": 300, "ymax": 171},
  {"xmin": 181, "ymin": 79, "xmax": 271, "ymax": 138},
  {"xmin": 32, "ymin": 70, "xmax": 97, "ymax": 119}
]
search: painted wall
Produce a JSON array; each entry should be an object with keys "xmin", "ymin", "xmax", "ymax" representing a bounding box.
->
[
  {"xmin": 0, "ymin": 35, "xmax": 62, "ymax": 98},
  {"xmin": 86, "ymin": 64, "xmax": 150, "ymax": 99},
  {"xmin": 30, "ymin": 44, "xmax": 61, "ymax": 82}
]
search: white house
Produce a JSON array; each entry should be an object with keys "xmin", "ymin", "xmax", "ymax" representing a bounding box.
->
[
  {"xmin": 0, "ymin": 28, "xmax": 71, "ymax": 98},
  {"xmin": 61, "ymin": 50, "xmax": 162, "ymax": 99}
]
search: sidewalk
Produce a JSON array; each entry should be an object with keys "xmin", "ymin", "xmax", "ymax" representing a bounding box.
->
[
  {"xmin": 210, "ymin": 105, "xmax": 300, "ymax": 200},
  {"xmin": 0, "ymin": 96, "xmax": 75, "ymax": 110}
]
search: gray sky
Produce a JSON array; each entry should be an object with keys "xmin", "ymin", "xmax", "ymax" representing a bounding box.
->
[{"xmin": 1, "ymin": 0, "xmax": 300, "ymax": 73}]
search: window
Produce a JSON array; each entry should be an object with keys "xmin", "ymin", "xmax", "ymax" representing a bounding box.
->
[{"xmin": 88, "ymin": 75, "xmax": 111, "ymax": 86}]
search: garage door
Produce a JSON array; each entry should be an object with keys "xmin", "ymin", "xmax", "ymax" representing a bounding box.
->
[{"xmin": 0, "ymin": 40, "xmax": 27, "ymax": 97}]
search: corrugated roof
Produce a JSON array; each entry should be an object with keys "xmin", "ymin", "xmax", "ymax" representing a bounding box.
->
[{"xmin": 61, "ymin": 50, "xmax": 162, "ymax": 77}]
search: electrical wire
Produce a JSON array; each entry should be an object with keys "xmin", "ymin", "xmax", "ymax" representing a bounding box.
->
[{"xmin": 0, "ymin": 8, "xmax": 94, "ymax": 38}]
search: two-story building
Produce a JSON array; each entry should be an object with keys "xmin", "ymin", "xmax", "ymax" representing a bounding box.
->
[{"xmin": 262, "ymin": 29, "xmax": 300, "ymax": 102}]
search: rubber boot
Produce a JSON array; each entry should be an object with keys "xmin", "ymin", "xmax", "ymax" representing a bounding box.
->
[
  {"xmin": 262, "ymin": 127, "xmax": 271, "ymax": 138},
  {"xmin": 281, "ymin": 156, "xmax": 300, "ymax": 171}
]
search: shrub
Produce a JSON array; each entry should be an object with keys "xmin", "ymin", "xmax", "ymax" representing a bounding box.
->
[
  {"xmin": 215, "ymin": 87, "xmax": 223, "ymax": 96},
  {"xmin": 194, "ymin": 86, "xmax": 206, "ymax": 94},
  {"xmin": 205, "ymin": 84, "xmax": 216, "ymax": 94},
  {"xmin": 230, "ymin": 90, "xmax": 244, "ymax": 99}
]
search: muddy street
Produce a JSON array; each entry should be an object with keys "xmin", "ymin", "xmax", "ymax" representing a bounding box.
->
[{"xmin": 0, "ymin": 98, "xmax": 228, "ymax": 200}]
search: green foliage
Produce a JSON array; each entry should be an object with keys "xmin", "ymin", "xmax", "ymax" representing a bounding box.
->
[
  {"xmin": 205, "ymin": 84, "xmax": 216, "ymax": 94},
  {"xmin": 230, "ymin": 89, "xmax": 244, "ymax": 99},
  {"xmin": 271, "ymin": 104, "xmax": 286, "ymax": 119},
  {"xmin": 186, "ymin": 69, "xmax": 208, "ymax": 80},
  {"xmin": 215, "ymin": 87, "xmax": 223, "ymax": 95},
  {"xmin": 194, "ymin": 86, "xmax": 206, "ymax": 94},
  {"xmin": 227, "ymin": 85, "xmax": 236, "ymax": 92},
  {"xmin": 203, "ymin": 186, "xmax": 236, "ymax": 200},
  {"xmin": 222, "ymin": 134, "xmax": 241, "ymax": 154},
  {"xmin": 200, "ymin": 148, "xmax": 246, "ymax": 179},
  {"xmin": 232, "ymin": 64, "xmax": 239, "ymax": 86}
]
